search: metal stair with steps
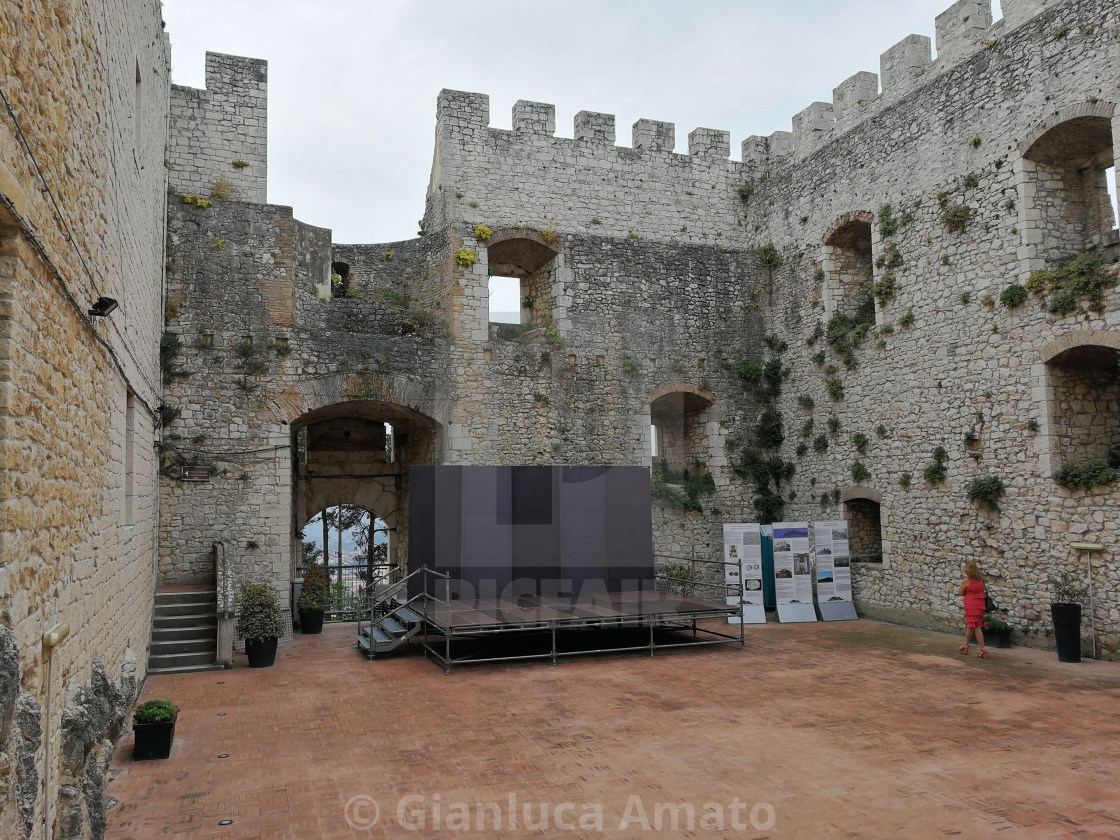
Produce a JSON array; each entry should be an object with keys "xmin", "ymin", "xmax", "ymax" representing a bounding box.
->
[
  {"xmin": 356, "ymin": 574, "xmax": 423, "ymax": 658},
  {"xmin": 147, "ymin": 588, "xmax": 223, "ymax": 674}
]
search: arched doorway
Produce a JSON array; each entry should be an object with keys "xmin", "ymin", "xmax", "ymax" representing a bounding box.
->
[{"xmin": 289, "ymin": 399, "xmax": 439, "ymax": 593}]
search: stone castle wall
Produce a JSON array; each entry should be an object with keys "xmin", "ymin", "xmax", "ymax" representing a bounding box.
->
[
  {"xmin": 169, "ymin": 52, "xmax": 268, "ymax": 205},
  {"xmin": 0, "ymin": 0, "xmax": 169, "ymax": 836},
  {"xmin": 154, "ymin": 0, "xmax": 1120, "ymax": 662}
]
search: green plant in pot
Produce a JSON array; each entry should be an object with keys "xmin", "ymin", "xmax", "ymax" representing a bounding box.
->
[
  {"xmin": 297, "ymin": 562, "xmax": 328, "ymax": 634},
  {"xmin": 236, "ymin": 582, "xmax": 285, "ymax": 667},
  {"xmin": 982, "ymin": 614, "xmax": 1012, "ymax": 649},
  {"xmin": 1048, "ymin": 570, "xmax": 1088, "ymax": 663},
  {"xmin": 133, "ymin": 698, "xmax": 178, "ymax": 760}
]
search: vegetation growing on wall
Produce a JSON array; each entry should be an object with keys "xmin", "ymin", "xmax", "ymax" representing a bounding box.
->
[
  {"xmin": 966, "ymin": 475, "xmax": 1005, "ymax": 511},
  {"xmin": 1025, "ymin": 252, "xmax": 1117, "ymax": 314},
  {"xmin": 826, "ymin": 299, "xmax": 875, "ymax": 369},
  {"xmin": 1053, "ymin": 458, "xmax": 1119, "ymax": 490},
  {"xmin": 923, "ymin": 446, "xmax": 949, "ymax": 486},
  {"xmin": 160, "ymin": 332, "xmax": 191, "ymax": 381},
  {"xmin": 651, "ymin": 466, "xmax": 716, "ymax": 513}
]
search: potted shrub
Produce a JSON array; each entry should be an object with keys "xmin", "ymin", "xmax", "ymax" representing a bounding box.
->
[
  {"xmin": 982, "ymin": 614, "xmax": 1011, "ymax": 648},
  {"xmin": 297, "ymin": 562, "xmax": 327, "ymax": 634},
  {"xmin": 236, "ymin": 582, "xmax": 284, "ymax": 667},
  {"xmin": 133, "ymin": 698, "xmax": 178, "ymax": 760},
  {"xmin": 1048, "ymin": 571, "xmax": 1088, "ymax": 663}
]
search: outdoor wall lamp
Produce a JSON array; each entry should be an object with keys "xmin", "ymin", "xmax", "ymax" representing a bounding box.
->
[{"xmin": 88, "ymin": 296, "xmax": 119, "ymax": 317}]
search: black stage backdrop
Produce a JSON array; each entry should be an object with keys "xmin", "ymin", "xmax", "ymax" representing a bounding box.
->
[{"xmin": 409, "ymin": 466, "xmax": 654, "ymax": 598}]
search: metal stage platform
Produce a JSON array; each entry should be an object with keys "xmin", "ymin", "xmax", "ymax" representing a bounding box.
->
[
  {"xmin": 415, "ymin": 590, "xmax": 743, "ymax": 674},
  {"xmin": 356, "ymin": 559, "xmax": 744, "ymax": 673}
]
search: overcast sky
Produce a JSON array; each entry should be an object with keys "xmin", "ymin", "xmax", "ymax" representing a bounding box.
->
[{"xmin": 161, "ymin": 0, "xmax": 1027, "ymax": 246}]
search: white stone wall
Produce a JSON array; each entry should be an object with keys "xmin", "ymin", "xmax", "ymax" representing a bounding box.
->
[
  {"xmin": 417, "ymin": 0, "xmax": 1120, "ymax": 656},
  {"xmin": 169, "ymin": 52, "xmax": 268, "ymax": 204}
]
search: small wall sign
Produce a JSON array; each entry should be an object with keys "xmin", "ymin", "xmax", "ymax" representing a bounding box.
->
[{"xmin": 181, "ymin": 466, "xmax": 211, "ymax": 481}]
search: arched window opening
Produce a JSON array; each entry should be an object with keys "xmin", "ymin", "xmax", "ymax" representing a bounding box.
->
[
  {"xmin": 822, "ymin": 215, "xmax": 874, "ymax": 320},
  {"xmin": 1046, "ymin": 343, "xmax": 1120, "ymax": 470},
  {"xmin": 486, "ymin": 236, "xmax": 556, "ymax": 330},
  {"xmin": 843, "ymin": 497, "xmax": 882, "ymax": 563},
  {"xmin": 1023, "ymin": 116, "xmax": 1116, "ymax": 262},
  {"xmin": 649, "ymin": 389, "xmax": 713, "ymax": 477}
]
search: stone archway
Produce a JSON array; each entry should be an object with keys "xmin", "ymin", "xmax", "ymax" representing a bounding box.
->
[{"xmin": 287, "ymin": 397, "xmax": 440, "ymax": 583}]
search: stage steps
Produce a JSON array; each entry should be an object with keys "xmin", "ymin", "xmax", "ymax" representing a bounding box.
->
[{"xmin": 356, "ymin": 600, "xmax": 422, "ymax": 658}]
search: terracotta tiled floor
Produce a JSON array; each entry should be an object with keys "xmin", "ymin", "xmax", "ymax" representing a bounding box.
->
[{"xmin": 106, "ymin": 620, "xmax": 1120, "ymax": 839}]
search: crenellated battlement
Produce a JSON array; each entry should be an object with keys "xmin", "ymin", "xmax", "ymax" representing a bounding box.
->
[
  {"xmin": 760, "ymin": 0, "xmax": 1068, "ymax": 169},
  {"xmin": 424, "ymin": 0, "xmax": 1099, "ymax": 243},
  {"xmin": 433, "ymin": 0, "xmax": 1066, "ymax": 184}
]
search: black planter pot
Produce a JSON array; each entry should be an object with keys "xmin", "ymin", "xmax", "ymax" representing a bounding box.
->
[
  {"xmin": 299, "ymin": 610, "xmax": 324, "ymax": 634},
  {"xmin": 1051, "ymin": 603, "xmax": 1082, "ymax": 663},
  {"xmin": 133, "ymin": 713, "xmax": 177, "ymax": 760},
  {"xmin": 988, "ymin": 628, "xmax": 1011, "ymax": 649},
  {"xmin": 245, "ymin": 637, "xmax": 279, "ymax": 668}
]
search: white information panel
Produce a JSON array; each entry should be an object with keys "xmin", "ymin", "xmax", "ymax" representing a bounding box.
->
[
  {"xmin": 813, "ymin": 519, "xmax": 858, "ymax": 621},
  {"xmin": 772, "ymin": 521, "xmax": 817, "ymax": 623},
  {"xmin": 723, "ymin": 523, "xmax": 765, "ymax": 624}
]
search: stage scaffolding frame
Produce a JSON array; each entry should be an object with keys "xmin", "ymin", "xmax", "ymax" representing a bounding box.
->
[{"xmin": 411, "ymin": 556, "xmax": 743, "ymax": 674}]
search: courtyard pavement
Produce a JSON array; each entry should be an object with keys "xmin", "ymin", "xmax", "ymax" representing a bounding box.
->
[{"xmin": 105, "ymin": 619, "xmax": 1120, "ymax": 839}]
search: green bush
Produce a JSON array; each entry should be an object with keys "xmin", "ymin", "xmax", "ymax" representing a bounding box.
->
[
  {"xmin": 825, "ymin": 376, "xmax": 844, "ymax": 402},
  {"xmin": 1053, "ymin": 459, "xmax": 1118, "ymax": 490},
  {"xmin": 940, "ymin": 205, "xmax": 973, "ymax": 233},
  {"xmin": 966, "ymin": 476, "xmax": 1005, "ymax": 512},
  {"xmin": 923, "ymin": 446, "xmax": 948, "ymax": 486},
  {"xmin": 999, "ymin": 284, "xmax": 1027, "ymax": 308},
  {"xmin": 850, "ymin": 461, "xmax": 870, "ymax": 482},
  {"xmin": 736, "ymin": 360, "xmax": 763, "ymax": 381},
  {"xmin": 235, "ymin": 583, "xmax": 284, "ymax": 643},
  {"xmin": 1048, "ymin": 570, "xmax": 1087, "ymax": 604},
  {"xmin": 134, "ymin": 698, "xmax": 177, "ymax": 724},
  {"xmin": 1026, "ymin": 252, "xmax": 1117, "ymax": 315},
  {"xmin": 758, "ymin": 243, "xmax": 782, "ymax": 268},
  {"xmin": 756, "ymin": 408, "xmax": 784, "ymax": 449},
  {"xmin": 297, "ymin": 563, "xmax": 328, "ymax": 612}
]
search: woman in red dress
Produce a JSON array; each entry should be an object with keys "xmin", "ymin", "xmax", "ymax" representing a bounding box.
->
[{"xmin": 958, "ymin": 560, "xmax": 988, "ymax": 658}]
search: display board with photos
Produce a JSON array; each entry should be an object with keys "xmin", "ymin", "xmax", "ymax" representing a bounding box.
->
[
  {"xmin": 772, "ymin": 521, "xmax": 818, "ymax": 622},
  {"xmin": 723, "ymin": 523, "xmax": 765, "ymax": 624},
  {"xmin": 812, "ymin": 519, "xmax": 853, "ymax": 604},
  {"xmin": 771, "ymin": 522, "xmax": 813, "ymax": 605}
]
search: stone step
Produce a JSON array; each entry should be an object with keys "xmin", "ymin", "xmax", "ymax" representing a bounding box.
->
[
  {"xmin": 155, "ymin": 589, "xmax": 216, "ymax": 607},
  {"xmin": 153, "ymin": 601, "xmax": 218, "ymax": 617},
  {"xmin": 152, "ymin": 625, "xmax": 218, "ymax": 643},
  {"xmin": 154, "ymin": 613, "xmax": 218, "ymax": 630},
  {"xmin": 150, "ymin": 638, "xmax": 214, "ymax": 656},
  {"xmin": 146, "ymin": 662, "xmax": 227, "ymax": 676},
  {"xmin": 148, "ymin": 651, "xmax": 218, "ymax": 670}
]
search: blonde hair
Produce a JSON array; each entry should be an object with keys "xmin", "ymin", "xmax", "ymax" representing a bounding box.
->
[{"xmin": 963, "ymin": 560, "xmax": 983, "ymax": 581}]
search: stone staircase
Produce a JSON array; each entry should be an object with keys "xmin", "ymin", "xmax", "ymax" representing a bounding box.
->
[{"xmin": 147, "ymin": 587, "xmax": 223, "ymax": 674}]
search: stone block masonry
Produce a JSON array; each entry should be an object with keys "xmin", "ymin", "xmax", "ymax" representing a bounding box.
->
[
  {"xmin": 169, "ymin": 52, "xmax": 268, "ymax": 204},
  {"xmin": 0, "ymin": 4, "xmax": 1106, "ymax": 838},
  {"xmin": 158, "ymin": 0, "xmax": 1120, "ymax": 666},
  {"xmin": 0, "ymin": 0, "xmax": 169, "ymax": 836}
]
